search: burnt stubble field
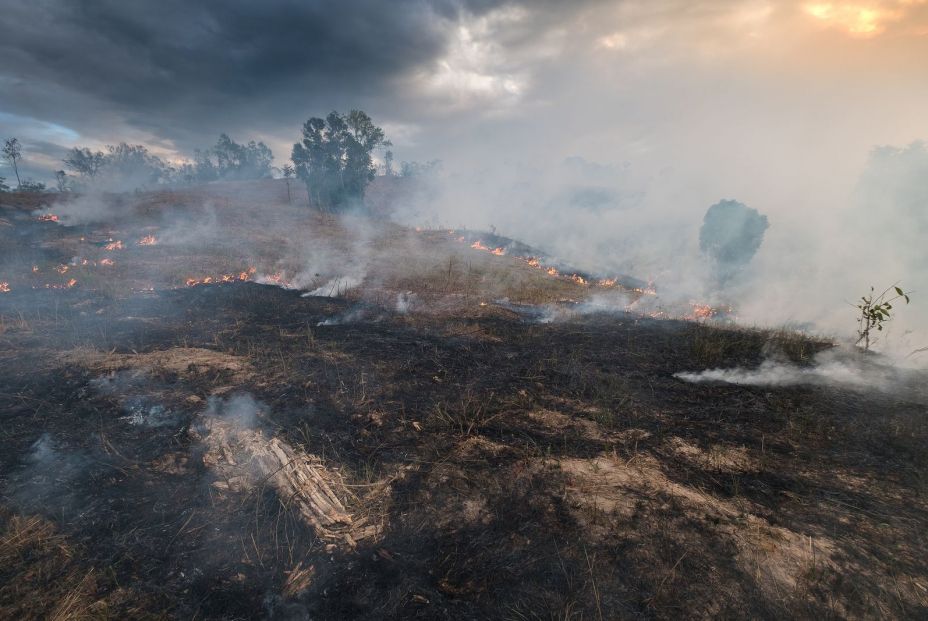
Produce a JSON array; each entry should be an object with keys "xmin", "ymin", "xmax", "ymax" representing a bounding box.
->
[{"xmin": 1, "ymin": 186, "xmax": 927, "ymax": 620}]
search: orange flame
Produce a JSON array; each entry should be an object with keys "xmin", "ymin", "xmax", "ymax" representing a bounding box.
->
[
  {"xmin": 37, "ymin": 214, "xmax": 59, "ymax": 222},
  {"xmin": 138, "ymin": 235, "xmax": 157, "ymax": 246},
  {"xmin": 470, "ymin": 240, "xmax": 489, "ymax": 251},
  {"xmin": 100, "ymin": 258, "xmax": 115, "ymax": 266},
  {"xmin": 104, "ymin": 240, "xmax": 125, "ymax": 251},
  {"xmin": 688, "ymin": 304, "xmax": 714, "ymax": 320},
  {"xmin": 0, "ymin": 282, "xmax": 10, "ymax": 293},
  {"xmin": 185, "ymin": 267, "xmax": 256, "ymax": 287},
  {"xmin": 55, "ymin": 264, "xmax": 69, "ymax": 274},
  {"xmin": 491, "ymin": 247, "xmax": 505, "ymax": 256}
]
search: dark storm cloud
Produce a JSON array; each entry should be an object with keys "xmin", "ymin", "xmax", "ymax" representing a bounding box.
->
[{"xmin": 0, "ymin": 0, "xmax": 546, "ymax": 151}]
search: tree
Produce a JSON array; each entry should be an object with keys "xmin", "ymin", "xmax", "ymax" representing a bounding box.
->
[
  {"xmin": 384, "ymin": 150, "xmax": 395, "ymax": 176},
  {"xmin": 281, "ymin": 164, "xmax": 295, "ymax": 203},
  {"xmin": 63, "ymin": 147, "xmax": 105, "ymax": 179},
  {"xmin": 193, "ymin": 149, "xmax": 219, "ymax": 182},
  {"xmin": 400, "ymin": 159, "xmax": 441, "ymax": 177},
  {"xmin": 699, "ymin": 199, "xmax": 769, "ymax": 284},
  {"xmin": 55, "ymin": 170, "xmax": 68, "ymax": 192},
  {"xmin": 19, "ymin": 179, "xmax": 46, "ymax": 193},
  {"xmin": 212, "ymin": 134, "xmax": 274, "ymax": 180},
  {"xmin": 291, "ymin": 110, "xmax": 390, "ymax": 211},
  {"xmin": 101, "ymin": 143, "xmax": 166, "ymax": 187},
  {"xmin": 2, "ymin": 137, "xmax": 22, "ymax": 188}
]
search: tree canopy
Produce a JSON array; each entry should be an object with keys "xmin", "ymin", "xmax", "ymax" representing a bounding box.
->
[
  {"xmin": 291, "ymin": 110, "xmax": 389, "ymax": 211},
  {"xmin": 699, "ymin": 199, "xmax": 769, "ymax": 283}
]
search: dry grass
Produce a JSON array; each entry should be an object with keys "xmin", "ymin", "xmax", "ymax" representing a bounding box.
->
[{"xmin": 0, "ymin": 184, "xmax": 925, "ymax": 619}]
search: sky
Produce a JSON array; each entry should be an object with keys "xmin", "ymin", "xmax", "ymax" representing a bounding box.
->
[
  {"xmin": 0, "ymin": 0, "xmax": 926, "ymax": 347},
  {"xmin": 1, "ymin": 0, "xmax": 926, "ymax": 178}
]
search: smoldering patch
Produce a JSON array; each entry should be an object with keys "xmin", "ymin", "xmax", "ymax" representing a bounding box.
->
[{"xmin": 675, "ymin": 347, "xmax": 928, "ymax": 401}]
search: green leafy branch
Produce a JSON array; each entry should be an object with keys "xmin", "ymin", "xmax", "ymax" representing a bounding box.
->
[{"xmin": 856, "ymin": 284, "xmax": 911, "ymax": 351}]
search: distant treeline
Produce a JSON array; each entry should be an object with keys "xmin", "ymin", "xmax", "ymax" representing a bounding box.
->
[
  {"xmin": 2, "ymin": 111, "xmax": 439, "ymax": 212},
  {"xmin": 61, "ymin": 134, "xmax": 275, "ymax": 189}
]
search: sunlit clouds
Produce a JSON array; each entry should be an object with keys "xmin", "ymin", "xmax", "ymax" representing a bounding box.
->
[{"xmin": 803, "ymin": 0, "xmax": 927, "ymax": 37}]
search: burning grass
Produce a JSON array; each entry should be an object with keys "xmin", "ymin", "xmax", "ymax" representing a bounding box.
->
[{"xmin": 0, "ymin": 186, "xmax": 925, "ymax": 619}]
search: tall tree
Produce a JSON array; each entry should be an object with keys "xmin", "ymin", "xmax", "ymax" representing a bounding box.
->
[
  {"xmin": 291, "ymin": 110, "xmax": 389, "ymax": 211},
  {"xmin": 2, "ymin": 137, "xmax": 22, "ymax": 188},
  {"xmin": 63, "ymin": 147, "xmax": 106, "ymax": 179}
]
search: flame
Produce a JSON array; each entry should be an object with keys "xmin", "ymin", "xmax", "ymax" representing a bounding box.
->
[
  {"xmin": 185, "ymin": 267, "xmax": 256, "ymax": 287},
  {"xmin": 454, "ymin": 235, "xmax": 629, "ymax": 291},
  {"xmin": 100, "ymin": 258, "xmax": 115, "ymax": 266},
  {"xmin": 66, "ymin": 278, "xmax": 77, "ymax": 288},
  {"xmin": 104, "ymin": 239, "xmax": 125, "ymax": 251},
  {"xmin": 32, "ymin": 265, "xmax": 39, "ymax": 273},
  {"xmin": 693, "ymin": 303, "xmax": 715, "ymax": 319},
  {"xmin": 55, "ymin": 264, "xmax": 69, "ymax": 274},
  {"xmin": 138, "ymin": 235, "xmax": 158, "ymax": 246},
  {"xmin": 37, "ymin": 214, "xmax": 59, "ymax": 222},
  {"xmin": 0, "ymin": 282, "xmax": 10, "ymax": 293}
]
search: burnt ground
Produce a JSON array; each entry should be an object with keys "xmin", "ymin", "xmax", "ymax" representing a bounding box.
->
[
  {"xmin": 0, "ymin": 186, "xmax": 927, "ymax": 619},
  {"xmin": 1, "ymin": 282, "xmax": 926, "ymax": 620}
]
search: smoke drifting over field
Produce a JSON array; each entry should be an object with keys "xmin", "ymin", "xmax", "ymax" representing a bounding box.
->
[{"xmin": 1, "ymin": 0, "xmax": 927, "ymax": 357}]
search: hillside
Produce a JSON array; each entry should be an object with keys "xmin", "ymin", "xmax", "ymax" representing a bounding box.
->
[{"xmin": 0, "ymin": 183, "xmax": 926, "ymax": 619}]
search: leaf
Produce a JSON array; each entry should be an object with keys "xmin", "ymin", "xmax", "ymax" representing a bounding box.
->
[{"xmin": 895, "ymin": 286, "xmax": 904, "ymax": 296}]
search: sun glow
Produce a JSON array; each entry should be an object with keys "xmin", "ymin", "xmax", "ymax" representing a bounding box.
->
[{"xmin": 803, "ymin": 1, "xmax": 924, "ymax": 36}]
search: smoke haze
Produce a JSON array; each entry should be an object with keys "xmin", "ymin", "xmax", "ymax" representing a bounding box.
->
[{"xmin": 1, "ymin": 0, "xmax": 926, "ymax": 354}]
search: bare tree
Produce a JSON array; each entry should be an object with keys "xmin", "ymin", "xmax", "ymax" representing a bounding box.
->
[
  {"xmin": 55, "ymin": 170, "xmax": 68, "ymax": 192},
  {"xmin": 2, "ymin": 137, "xmax": 22, "ymax": 188},
  {"xmin": 282, "ymin": 164, "xmax": 295, "ymax": 203}
]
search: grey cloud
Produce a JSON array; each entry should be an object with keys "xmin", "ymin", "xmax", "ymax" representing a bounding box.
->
[{"xmin": 0, "ymin": 0, "xmax": 582, "ymax": 153}]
